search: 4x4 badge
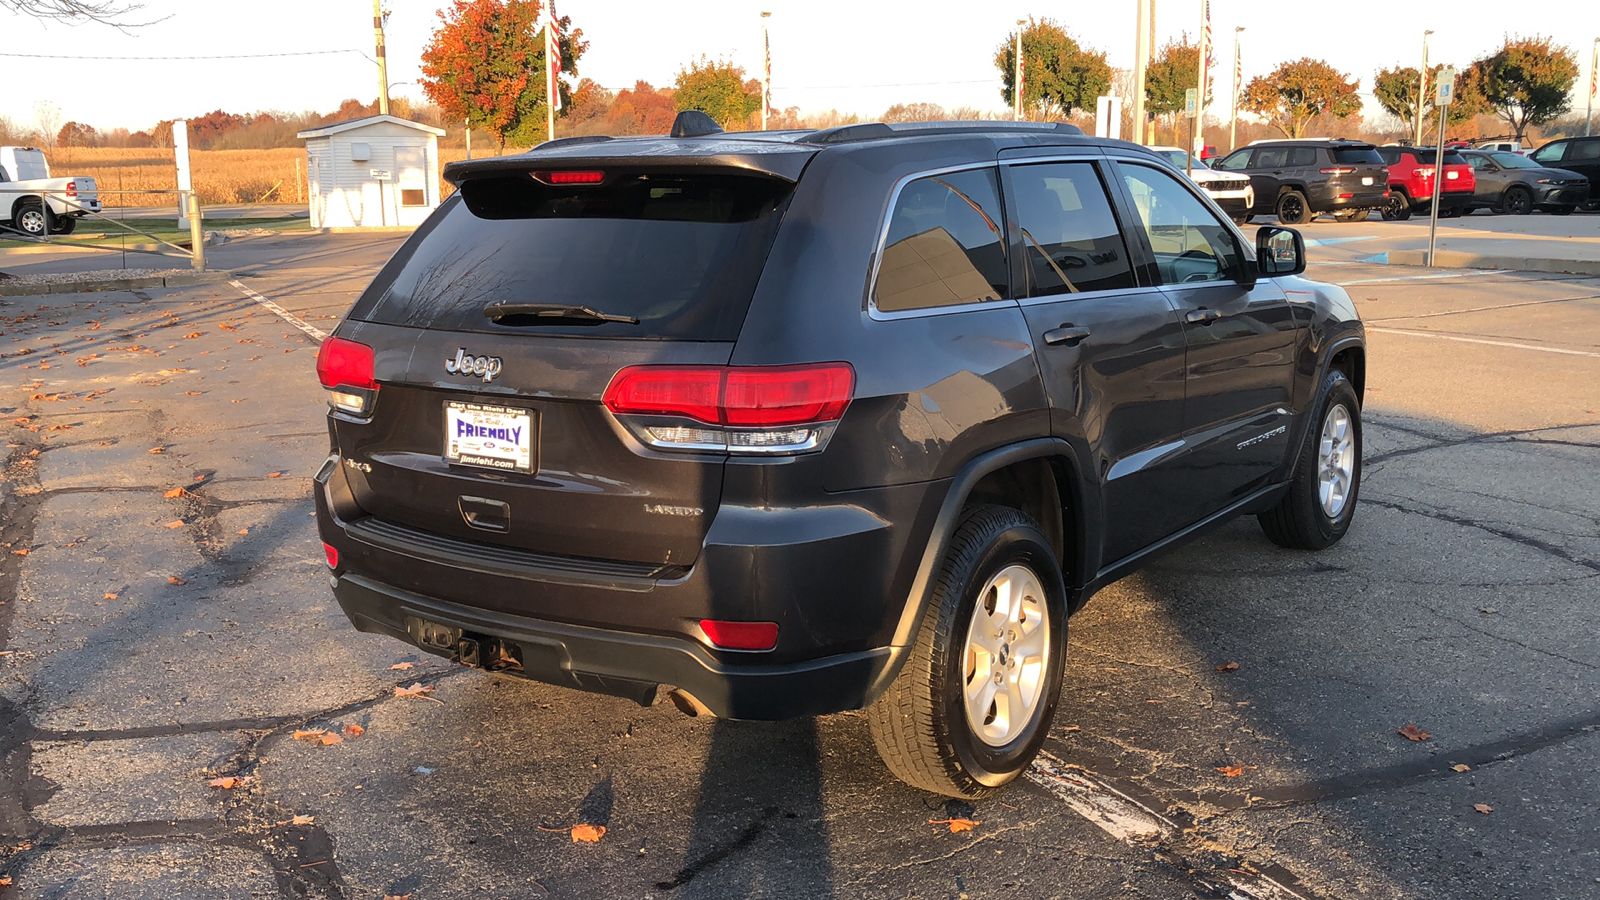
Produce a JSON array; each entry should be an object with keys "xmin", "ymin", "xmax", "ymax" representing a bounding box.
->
[{"xmin": 445, "ymin": 348, "xmax": 503, "ymax": 383}]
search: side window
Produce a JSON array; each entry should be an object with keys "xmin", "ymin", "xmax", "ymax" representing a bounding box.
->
[
  {"xmin": 1008, "ymin": 162, "xmax": 1136, "ymax": 297},
  {"xmin": 1287, "ymin": 147, "xmax": 1317, "ymax": 167},
  {"xmin": 1119, "ymin": 164, "xmax": 1242, "ymax": 286},
  {"xmin": 1468, "ymin": 155, "xmax": 1492, "ymax": 172},
  {"xmin": 1573, "ymin": 141, "xmax": 1600, "ymax": 161},
  {"xmin": 1213, "ymin": 150, "xmax": 1252, "ymax": 171},
  {"xmin": 1255, "ymin": 147, "xmax": 1289, "ymax": 169},
  {"xmin": 1530, "ymin": 143, "xmax": 1566, "ymax": 164},
  {"xmin": 874, "ymin": 168, "xmax": 1008, "ymax": 313},
  {"xmin": 1377, "ymin": 148, "xmax": 1398, "ymax": 166}
]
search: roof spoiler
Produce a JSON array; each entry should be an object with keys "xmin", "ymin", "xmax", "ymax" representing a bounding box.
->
[{"xmin": 802, "ymin": 121, "xmax": 1085, "ymax": 145}]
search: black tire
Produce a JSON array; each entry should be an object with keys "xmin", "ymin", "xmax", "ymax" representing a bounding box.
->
[
  {"xmin": 1231, "ymin": 215, "xmax": 1249, "ymax": 226},
  {"xmin": 12, "ymin": 201, "xmax": 47, "ymax": 237},
  {"xmin": 1275, "ymin": 190, "xmax": 1310, "ymax": 225},
  {"xmin": 1439, "ymin": 205, "xmax": 1461, "ymax": 219},
  {"xmin": 47, "ymin": 214, "xmax": 77, "ymax": 235},
  {"xmin": 1503, "ymin": 186, "xmax": 1533, "ymax": 216},
  {"xmin": 867, "ymin": 505, "xmax": 1068, "ymax": 799},
  {"xmin": 1258, "ymin": 370, "xmax": 1362, "ymax": 551},
  {"xmin": 1381, "ymin": 190, "xmax": 1412, "ymax": 221},
  {"xmin": 1549, "ymin": 205, "xmax": 1573, "ymax": 216}
]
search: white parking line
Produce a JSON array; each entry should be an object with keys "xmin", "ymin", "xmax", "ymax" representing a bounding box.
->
[
  {"xmin": 1368, "ymin": 327, "xmax": 1600, "ymax": 358},
  {"xmin": 228, "ymin": 279, "xmax": 328, "ymax": 343}
]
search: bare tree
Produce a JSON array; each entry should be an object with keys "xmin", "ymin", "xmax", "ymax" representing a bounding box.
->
[
  {"xmin": 3, "ymin": 0, "xmax": 155, "ymax": 27},
  {"xmin": 34, "ymin": 101, "xmax": 61, "ymax": 147}
]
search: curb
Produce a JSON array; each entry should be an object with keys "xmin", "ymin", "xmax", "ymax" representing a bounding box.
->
[
  {"xmin": 0, "ymin": 270, "xmax": 225, "ymax": 297},
  {"xmin": 315, "ymin": 226, "xmax": 417, "ymax": 234},
  {"xmin": 1372, "ymin": 249, "xmax": 1600, "ymax": 277}
]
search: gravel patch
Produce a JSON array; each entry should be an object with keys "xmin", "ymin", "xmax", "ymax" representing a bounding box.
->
[{"xmin": 0, "ymin": 267, "xmax": 185, "ymax": 285}]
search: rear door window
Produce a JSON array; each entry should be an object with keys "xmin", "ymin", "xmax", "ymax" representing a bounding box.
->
[
  {"xmin": 1255, "ymin": 147, "xmax": 1289, "ymax": 169},
  {"xmin": 874, "ymin": 168, "xmax": 1008, "ymax": 312},
  {"xmin": 1009, "ymin": 161, "xmax": 1137, "ymax": 297},
  {"xmin": 349, "ymin": 171, "xmax": 793, "ymax": 339},
  {"xmin": 1573, "ymin": 141, "xmax": 1600, "ymax": 161},
  {"xmin": 1287, "ymin": 147, "xmax": 1318, "ymax": 167}
]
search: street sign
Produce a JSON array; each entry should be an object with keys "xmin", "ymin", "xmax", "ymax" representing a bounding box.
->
[
  {"xmin": 1184, "ymin": 88, "xmax": 1198, "ymax": 118},
  {"xmin": 1436, "ymin": 67, "xmax": 1457, "ymax": 106},
  {"xmin": 370, "ymin": 169, "xmax": 393, "ymax": 181}
]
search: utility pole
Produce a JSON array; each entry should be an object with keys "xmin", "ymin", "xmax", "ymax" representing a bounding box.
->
[
  {"xmin": 373, "ymin": 0, "xmax": 390, "ymax": 115},
  {"xmin": 1014, "ymin": 20, "xmax": 1025, "ymax": 121},
  {"xmin": 1132, "ymin": 0, "xmax": 1150, "ymax": 146},
  {"xmin": 761, "ymin": 12, "xmax": 772, "ymax": 131},
  {"xmin": 1230, "ymin": 27, "xmax": 1244, "ymax": 152},
  {"xmin": 1414, "ymin": 30, "xmax": 1432, "ymax": 146},
  {"xmin": 1194, "ymin": 0, "xmax": 1210, "ymax": 160}
]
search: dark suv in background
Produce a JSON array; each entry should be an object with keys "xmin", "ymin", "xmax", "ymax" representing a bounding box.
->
[
  {"xmin": 1461, "ymin": 149, "xmax": 1590, "ymax": 215},
  {"xmin": 314, "ymin": 115, "xmax": 1366, "ymax": 798},
  {"xmin": 1527, "ymin": 136, "xmax": 1600, "ymax": 210},
  {"xmin": 1212, "ymin": 139, "xmax": 1390, "ymax": 224}
]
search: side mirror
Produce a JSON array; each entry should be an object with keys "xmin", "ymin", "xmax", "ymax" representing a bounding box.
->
[{"xmin": 1256, "ymin": 225, "xmax": 1305, "ymax": 277}]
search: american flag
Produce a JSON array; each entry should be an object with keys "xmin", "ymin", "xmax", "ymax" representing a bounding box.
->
[
  {"xmin": 1202, "ymin": 0, "xmax": 1215, "ymax": 72},
  {"xmin": 1234, "ymin": 40, "xmax": 1242, "ymax": 105},
  {"xmin": 545, "ymin": 2, "xmax": 563, "ymax": 112},
  {"xmin": 764, "ymin": 25, "xmax": 772, "ymax": 118}
]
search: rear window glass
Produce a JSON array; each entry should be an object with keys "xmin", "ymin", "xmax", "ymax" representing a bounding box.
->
[
  {"xmin": 349, "ymin": 172, "xmax": 792, "ymax": 339},
  {"xmin": 1332, "ymin": 147, "xmax": 1384, "ymax": 165}
]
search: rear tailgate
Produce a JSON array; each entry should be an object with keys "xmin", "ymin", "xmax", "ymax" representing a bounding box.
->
[
  {"xmin": 331, "ymin": 166, "xmax": 798, "ymax": 570},
  {"xmin": 1327, "ymin": 146, "xmax": 1389, "ymax": 199}
]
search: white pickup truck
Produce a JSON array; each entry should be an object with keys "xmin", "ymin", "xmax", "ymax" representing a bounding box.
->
[{"xmin": 0, "ymin": 146, "xmax": 101, "ymax": 237}]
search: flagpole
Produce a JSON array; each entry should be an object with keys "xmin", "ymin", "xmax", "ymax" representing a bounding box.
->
[
  {"xmin": 1587, "ymin": 37, "xmax": 1597, "ymax": 138},
  {"xmin": 761, "ymin": 12, "xmax": 772, "ymax": 131},
  {"xmin": 1194, "ymin": 0, "xmax": 1209, "ymax": 161},
  {"xmin": 1230, "ymin": 27, "xmax": 1243, "ymax": 153},
  {"xmin": 545, "ymin": 9, "xmax": 555, "ymax": 143}
]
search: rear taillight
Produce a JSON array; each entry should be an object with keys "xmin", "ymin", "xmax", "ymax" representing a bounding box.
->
[
  {"xmin": 604, "ymin": 363, "xmax": 855, "ymax": 455},
  {"xmin": 1416, "ymin": 166, "xmax": 1436, "ymax": 179},
  {"xmin": 323, "ymin": 542, "xmax": 339, "ymax": 569},
  {"xmin": 66, "ymin": 181, "xmax": 77, "ymax": 199},
  {"xmin": 315, "ymin": 336, "xmax": 378, "ymax": 416},
  {"xmin": 1320, "ymin": 167, "xmax": 1355, "ymax": 175}
]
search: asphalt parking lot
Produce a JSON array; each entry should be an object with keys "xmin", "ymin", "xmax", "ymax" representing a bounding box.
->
[{"xmin": 1, "ymin": 244, "xmax": 1598, "ymax": 899}]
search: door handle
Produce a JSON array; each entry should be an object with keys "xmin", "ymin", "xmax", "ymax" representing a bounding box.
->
[
  {"xmin": 1185, "ymin": 308, "xmax": 1224, "ymax": 325},
  {"xmin": 1043, "ymin": 324, "xmax": 1092, "ymax": 346}
]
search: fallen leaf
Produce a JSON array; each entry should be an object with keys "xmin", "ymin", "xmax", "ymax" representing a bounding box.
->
[
  {"xmin": 927, "ymin": 818, "xmax": 979, "ymax": 833},
  {"xmin": 388, "ymin": 661, "xmax": 417, "ymax": 670},
  {"xmin": 318, "ymin": 732, "xmax": 343, "ymax": 746},
  {"xmin": 1451, "ymin": 764, "xmax": 1472, "ymax": 773},
  {"xmin": 103, "ymin": 592, "xmax": 118, "ymax": 600},
  {"xmin": 236, "ymin": 528, "xmax": 249, "ymax": 535},
  {"xmin": 163, "ymin": 520, "xmax": 185, "ymax": 529},
  {"xmin": 1215, "ymin": 661, "xmax": 1241, "ymax": 672},
  {"xmin": 395, "ymin": 682, "xmax": 437, "ymax": 699},
  {"xmin": 148, "ymin": 447, "xmax": 165, "ymax": 454},
  {"xmin": 10, "ymin": 548, "xmax": 27, "ymax": 557},
  {"xmin": 381, "ymin": 894, "xmax": 411, "ymax": 900},
  {"xmin": 1215, "ymin": 765, "xmax": 1245, "ymax": 778},
  {"xmin": 571, "ymin": 823, "xmax": 606, "ymax": 843},
  {"xmin": 167, "ymin": 576, "xmax": 187, "ymax": 585},
  {"xmin": 218, "ymin": 322, "xmax": 238, "ymax": 331},
  {"xmin": 1473, "ymin": 803, "xmax": 1493, "ymax": 814},
  {"xmin": 1398, "ymin": 724, "xmax": 1432, "ymax": 742},
  {"xmin": 267, "ymin": 471, "xmax": 282, "ymax": 478},
  {"xmin": 342, "ymin": 724, "xmax": 365, "ymax": 738},
  {"xmin": 208, "ymin": 776, "xmax": 241, "ymax": 789},
  {"xmin": 163, "ymin": 487, "xmax": 187, "ymax": 499},
  {"xmin": 292, "ymin": 729, "xmax": 327, "ymax": 742},
  {"xmin": 184, "ymin": 332, "xmax": 204, "ymax": 339},
  {"xmin": 183, "ymin": 390, "xmax": 203, "ymax": 396}
]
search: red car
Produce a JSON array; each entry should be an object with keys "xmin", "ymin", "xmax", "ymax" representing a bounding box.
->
[{"xmin": 1377, "ymin": 146, "xmax": 1476, "ymax": 220}]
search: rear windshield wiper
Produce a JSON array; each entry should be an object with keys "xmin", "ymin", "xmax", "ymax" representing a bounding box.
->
[{"xmin": 483, "ymin": 303, "xmax": 639, "ymax": 326}]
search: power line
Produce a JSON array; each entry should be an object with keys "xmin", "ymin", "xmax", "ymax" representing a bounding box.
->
[{"xmin": 0, "ymin": 49, "xmax": 367, "ymax": 61}]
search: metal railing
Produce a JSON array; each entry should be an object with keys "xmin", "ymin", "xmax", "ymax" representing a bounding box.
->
[{"xmin": 0, "ymin": 187, "xmax": 206, "ymax": 270}]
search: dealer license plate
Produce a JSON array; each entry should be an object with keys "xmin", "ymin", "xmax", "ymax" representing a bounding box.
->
[
  {"xmin": 444, "ymin": 402, "xmax": 533, "ymax": 472},
  {"xmin": 1361, "ymin": 177, "xmax": 1374, "ymax": 186}
]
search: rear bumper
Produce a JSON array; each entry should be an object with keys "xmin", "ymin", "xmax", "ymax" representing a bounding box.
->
[
  {"xmin": 314, "ymin": 453, "xmax": 935, "ymax": 719},
  {"xmin": 332, "ymin": 572, "xmax": 902, "ymax": 719},
  {"xmin": 1319, "ymin": 190, "xmax": 1389, "ymax": 211}
]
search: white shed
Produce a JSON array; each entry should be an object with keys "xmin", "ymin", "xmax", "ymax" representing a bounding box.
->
[{"xmin": 297, "ymin": 115, "xmax": 446, "ymax": 229}]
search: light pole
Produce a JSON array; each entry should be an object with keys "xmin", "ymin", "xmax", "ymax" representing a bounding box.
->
[
  {"xmin": 373, "ymin": 0, "xmax": 390, "ymax": 116},
  {"xmin": 1132, "ymin": 0, "xmax": 1150, "ymax": 145},
  {"xmin": 1415, "ymin": 30, "xmax": 1433, "ymax": 146},
  {"xmin": 1014, "ymin": 20, "xmax": 1025, "ymax": 121},
  {"xmin": 1230, "ymin": 27, "xmax": 1244, "ymax": 153},
  {"xmin": 761, "ymin": 12, "xmax": 772, "ymax": 131}
]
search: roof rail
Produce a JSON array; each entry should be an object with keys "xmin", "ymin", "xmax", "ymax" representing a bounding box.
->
[
  {"xmin": 801, "ymin": 120, "xmax": 1086, "ymax": 145},
  {"xmin": 671, "ymin": 110, "xmax": 725, "ymax": 138}
]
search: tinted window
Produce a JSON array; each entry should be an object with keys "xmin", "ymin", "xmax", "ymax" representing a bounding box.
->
[
  {"xmin": 1332, "ymin": 147, "xmax": 1384, "ymax": 165},
  {"xmin": 1377, "ymin": 148, "xmax": 1401, "ymax": 165},
  {"xmin": 1530, "ymin": 143, "xmax": 1567, "ymax": 163},
  {"xmin": 1442, "ymin": 150, "xmax": 1468, "ymax": 166},
  {"xmin": 1255, "ymin": 147, "xmax": 1289, "ymax": 168},
  {"xmin": 1287, "ymin": 147, "xmax": 1317, "ymax": 167},
  {"xmin": 874, "ymin": 168, "xmax": 1008, "ymax": 312},
  {"xmin": 1009, "ymin": 162, "xmax": 1136, "ymax": 297},
  {"xmin": 1119, "ymin": 164, "xmax": 1241, "ymax": 285},
  {"xmin": 1573, "ymin": 141, "xmax": 1600, "ymax": 161},
  {"xmin": 353, "ymin": 173, "xmax": 792, "ymax": 339},
  {"xmin": 1212, "ymin": 150, "xmax": 1252, "ymax": 171},
  {"xmin": 1467, "ymin": 154, "xmax": 1494, "ymax": 172}
]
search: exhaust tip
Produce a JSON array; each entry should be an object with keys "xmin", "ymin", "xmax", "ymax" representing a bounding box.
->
[{"xmin": 665, "ymin": 688, "xmax": 715, "ymax": 718}]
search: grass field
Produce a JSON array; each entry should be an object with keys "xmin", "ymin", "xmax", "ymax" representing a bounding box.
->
[{"xmin": 39, "ymin": 147, "xmax": 481, "ymax": 208}]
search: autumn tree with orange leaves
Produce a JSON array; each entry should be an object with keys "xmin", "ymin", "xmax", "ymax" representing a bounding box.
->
[{"xmin": 419, "ymin": 0, "xmax": 586, "ymax": 149}]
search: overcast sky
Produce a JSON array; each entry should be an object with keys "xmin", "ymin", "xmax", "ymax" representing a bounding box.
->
[{"xmin": 3, "ymin": 0, "xmax": 1598, "ymax": 134}]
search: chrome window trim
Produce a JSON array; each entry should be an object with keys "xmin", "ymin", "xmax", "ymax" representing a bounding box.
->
[{"xmin": 865, "ymin": 162, "xmax": 1013, "ymax": 322}]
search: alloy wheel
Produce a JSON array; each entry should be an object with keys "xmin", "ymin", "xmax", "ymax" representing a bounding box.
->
[
  {"xmin": 1318, "ymin": 404, "xmax": 1356, "ymax": 518},
  {"xmin": 962, "ymin": 564, "xmax": 1050, "ymax": 747}
]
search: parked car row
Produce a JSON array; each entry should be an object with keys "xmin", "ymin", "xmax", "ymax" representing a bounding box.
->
[{"xmin": 1182, "ymin": 136, "xmax": 1600, "ymax": 223}]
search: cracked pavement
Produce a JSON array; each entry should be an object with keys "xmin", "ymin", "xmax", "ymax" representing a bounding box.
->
[{"xmin": 1, "ymin": 245, "xmax": 1597, "ymax": 899}]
